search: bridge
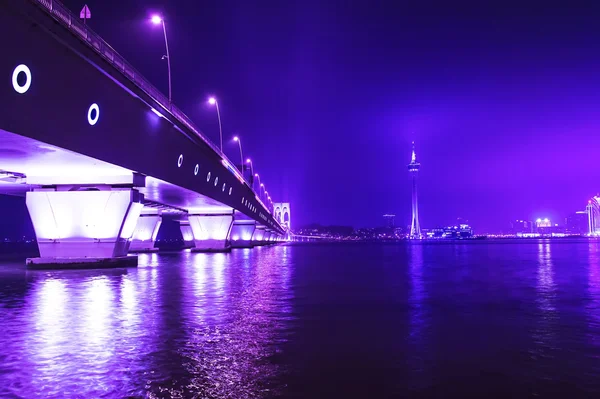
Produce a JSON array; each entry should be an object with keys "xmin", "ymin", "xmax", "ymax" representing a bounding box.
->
[{"xmin": 0, "ymin": 0, "xmax": 292, "ymax": 268}]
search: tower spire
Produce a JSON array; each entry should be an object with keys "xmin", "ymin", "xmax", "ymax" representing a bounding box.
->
[{"xmin": 408, "ymin": 141, "xmax": 421, "ymax": 239}]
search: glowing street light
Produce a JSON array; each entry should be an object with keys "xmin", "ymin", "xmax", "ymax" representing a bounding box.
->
[
  {"xmin": 233, "ymin": 136, "xmax": 244, "ymax": 176},
  {"xmin": 150, "ymin": 14, "xmax": 172, "ymax": 105},
  {"xmin": 208, "ymin": 97, "xmax": 223, "ymax": 152},
  {"xmin": 255, "ymin": 174, "xmax": 263, "ymax": 198},
  {"xmin": 255, "ymin": 173, "xmax": 262, "ymax": 188},
  {"xmin": 246, "ymin": 159, "xmax": 254, "ymax": 182}
]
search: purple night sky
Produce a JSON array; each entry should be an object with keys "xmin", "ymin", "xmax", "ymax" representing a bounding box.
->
[{"xmin": 4, "ymin": 0, "xmax": 600, "ymax": 233}]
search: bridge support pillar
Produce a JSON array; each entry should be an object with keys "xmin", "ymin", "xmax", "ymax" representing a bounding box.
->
[
  {"xmin": 129, "ymin": 209, "xmax": 162, "ymax": 252},
  {"xmin": 251, "ymin": 225, "xmax": 266, "ymax": 246},
  {"xmin": 179, "ymin": 219, "xmax": 195, "ymax": 249},
  {"xmin": 25, "ymin": 188, "xmax": 143, "ymax": 269},
  {"xmin": 230, "ymin": 220, "xmax": 256, "ymax": 248},
  {"xmin": 188, "ymin": 211, "xmax": 234, "ymax": 252}
]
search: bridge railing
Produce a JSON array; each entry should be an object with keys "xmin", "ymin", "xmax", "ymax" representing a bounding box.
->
[{"xmin": 31, "ymin": 0, "xmax": 278, "ymax": 222}]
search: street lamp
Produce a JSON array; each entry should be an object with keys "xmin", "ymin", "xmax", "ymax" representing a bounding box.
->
[
  {"xmin": 246, "ymin": 159, "xmax": 254, "ymax": 182},
  {"xmin": 233, "ymin": 136, "xmax": 244, "ymax": 177},
  {"xmin": 208, "ymin": 97, "xmax": 223, "ymax": 152},
  {"xmin": 151, "ymin": 15, "xmax": 172, "ymax": 106},
  {"xmin": 255, "ymin": 174, "xmax": 262, "ymax": 197}
]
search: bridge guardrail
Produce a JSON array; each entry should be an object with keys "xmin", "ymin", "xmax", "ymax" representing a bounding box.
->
[{"xmin": 31, "ymin": 0, "xmax": 279, "ymax": 225}]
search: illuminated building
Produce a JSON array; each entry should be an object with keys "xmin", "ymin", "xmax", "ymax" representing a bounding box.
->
[
  {"xmin": 407, "ymin": 142, "xmax": 421, "ymax": 239},
  {"xmin": 535, "ymin": 218, "xmax": 551, "ymax": 228},
  {"xmin": 383, "ymin": 214, "xmax": 395, "ymax": 229},
  {"xmin": 510, "ymin": 219, "xmax": 533, "ymax": 234},
  {"xmin": 428, "ymin": 224, "xmax": 473, "ymax": 239},
  {"xmin": 565, "ymin": 211, "xmax": 588, "ymax": 235},
  {"xmin": 587, "ymin": 197, "xmax": 600, "ymax": 236},
  {"xmin": 532, "ymin": 217, "xmax": 566, "ymax": 236}
]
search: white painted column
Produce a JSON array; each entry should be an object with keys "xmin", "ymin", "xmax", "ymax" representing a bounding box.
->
[
  {"xmin": 230, "ymin": 220, "xmax": 256, "ymax": 248},
  {"xmin": 26, "ymin": 188, "xmax": 143, "ymax": 268},
  {"xmin": 252, "ymin": 225, "xmax": 266, "ymax": 245},
  {"xmin": 129, "ymin": 210, "xmax": 162, "ymax": 252},
  {"xmin": 180, "ymin": 219, "xmax": 195, "ymax": 248},
  {"xmin": 188, "ymin": 211, "xmax": 234, "ymax": 252},
  {"xmin": 264, "ymin": 231, "xmax": 272, "ymax": 244}
]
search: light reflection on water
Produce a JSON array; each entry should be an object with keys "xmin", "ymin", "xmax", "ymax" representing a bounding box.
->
[
  {"xmin": 408, "ymin": 243, "xmax": 425, "ymax": 346},
  {"xmin": 533, "ymin": 242, "xmax": 558, "ymax": 356},
  {"xmin": 0, "ymin": 246, "xmax": 294, "ymax": 398},
  {"xmin": 1, "ymin": 241, "xmax": 600, "ymax": 397},
  {"xmin": 588, "ymin": 242, "xmax": 600, "ymax": 347},
  {"xmin": 406, "ymin": 243, "xmax": 429, "ymax": 391}
]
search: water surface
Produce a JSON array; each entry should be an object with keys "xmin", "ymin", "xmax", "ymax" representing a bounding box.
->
[{"xmin": 1, "ymin": 240, "xmax": 600, "ymax": 398}]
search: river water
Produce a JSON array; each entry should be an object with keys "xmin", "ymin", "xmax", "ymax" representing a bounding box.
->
[{"xmin": 1, "ymin": 240, "xmax": 600, "ymax": 398}]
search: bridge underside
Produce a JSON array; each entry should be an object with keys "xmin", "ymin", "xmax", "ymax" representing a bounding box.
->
[
  {"xmin": 0, "ymin": 129, "xmax": 283, "ymax": 268},
  {"xmin": 0, "ymin": 0, "xmax": 286, "ymax": 268},
  {"xmin": 0, "ymin": 128, "xmax": 227, "ymax": 209}
]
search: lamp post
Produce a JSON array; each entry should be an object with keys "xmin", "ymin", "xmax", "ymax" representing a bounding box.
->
[
  {"xmin": 255, "ymin": 173, "xmax": 261, "ymax": 188},
  {"xmin": 255, "ymin": 174, "xmax": 262, "ymax": 197},
  {"xmin": 233, "ymin": 136, "xmax": 244, "ymax": 177},
  {"xmin": 208, "ymin": 97, "xmax": 223, "ymax": 153},
  {"xmin": 151, "ymin": 15, "xmax": 172, "ymax": 106},
  {"xmin": 246, "ymin": 159, "xmax": 254, "ymax": 184}
]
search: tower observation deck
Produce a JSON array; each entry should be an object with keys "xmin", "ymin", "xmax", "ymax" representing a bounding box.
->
[{"xmin": 408, "ymin": 142, "xmax": 422, "ymax": 239}]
